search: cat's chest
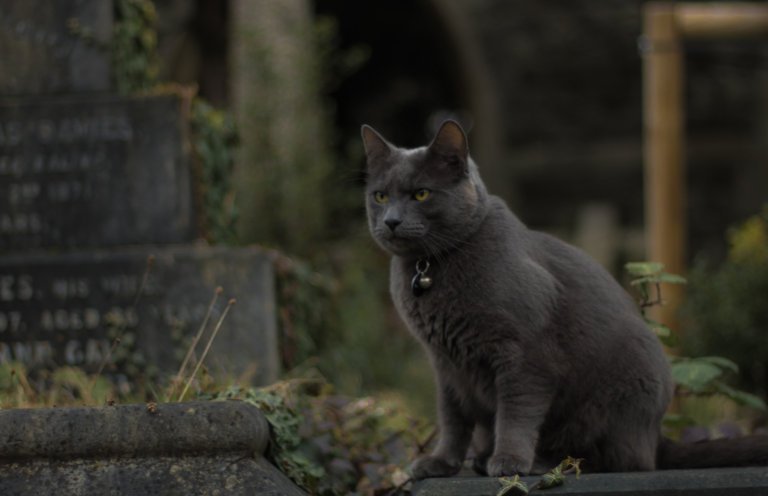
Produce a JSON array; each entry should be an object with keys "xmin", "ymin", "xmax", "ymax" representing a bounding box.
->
[{"xmin": 391, "ymin": 260, "xmax": 477, "ymax": 360}]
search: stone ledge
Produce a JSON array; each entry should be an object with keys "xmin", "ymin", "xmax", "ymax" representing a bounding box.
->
[
  {"xmin": 0, "ymin": 401, "xmax": 307, "ymax": 495},
  {"xmin": 1, "ymin": 453, "xmax": 304, "ymax": 496},
  {"xmin": 0, "ymin": 400, "xmax": 269, "ymax": 460},
  {"xmin": 412, "ymin": 467, "xmax": 768, "ymax": 495}
]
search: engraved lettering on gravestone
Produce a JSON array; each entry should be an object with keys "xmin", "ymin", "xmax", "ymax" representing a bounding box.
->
[
  {"xmin": 0, "ymin": 95, "xmax": 195, "ymax": 249},
  {"xmin": 0, "ymin": 311, "xmax": 24, "ymax": 334},
  {"xmin": 0, "ymin": 112, "xmax": 131, "ymax": 244},
  {"xmin": 0, "ymin": 248, "xmax": 278, "ymax": 385},
  {"xmin": 0, "ymin": 341, "xmax": 53, "ymax": 366}
]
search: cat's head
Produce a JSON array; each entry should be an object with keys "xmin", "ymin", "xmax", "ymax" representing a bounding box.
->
[{"xmin": 361, "ymin": 120, "xmax": 488, "ymax": 258}]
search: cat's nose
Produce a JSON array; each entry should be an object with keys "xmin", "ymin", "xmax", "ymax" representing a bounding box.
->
[{"xmin": 385, "ymin": 218, "xmax": 402, "ymax": 231}]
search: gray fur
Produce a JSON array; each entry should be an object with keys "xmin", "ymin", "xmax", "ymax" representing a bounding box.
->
[{"xmin": 362, "ymin": 121, "xmax": 672, "ymax": 477}]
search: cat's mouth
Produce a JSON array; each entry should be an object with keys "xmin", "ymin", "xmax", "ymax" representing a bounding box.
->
[{"xmin": 375, "ymin": 229, "xmax": 428, "ymax": 256}]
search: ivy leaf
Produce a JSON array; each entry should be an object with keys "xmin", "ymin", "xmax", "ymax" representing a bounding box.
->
[
  {"xmin": 670, "ymin": 359, "xmax": 723, "ymax": 393},
  {"xmin": 696, "ymin": 356, "xmax": 739, "ymax": 374},
  {"xmin": 645, "ymin": 318, "xmax": 679, "ymax": 347},
  {"xmin": 716, "ymin": 383, "xmax": 768, "ymax": 411},
  {"xmin": 625, "ymin": 262, "xmax": 665, "ymax": 277},
  {"xmin": 538, "ymin": 468, "xmax": 564, "ymax": 489},
  {"xmin": 658, "ymin": 273, "xmax": 687, "ymax": 285},
  {"xmin": 497, "ymin": 475, "xmax": 529, "ymax": 496},
  {"xmin": 663, "ymin": 413, "xmax": 697, "ymax": 429}
]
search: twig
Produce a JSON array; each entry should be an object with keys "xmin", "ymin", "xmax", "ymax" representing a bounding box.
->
[
  {"xmin": 177, "ymin": 298, "xmax": 236, "ymax": 401},
  {"xmin": 167, "ymin": 286, "xmax": 223, "ymax": 399},
  {"xmin": 417, "ymin": 428, "xmax": 437, "ymax": 453}
]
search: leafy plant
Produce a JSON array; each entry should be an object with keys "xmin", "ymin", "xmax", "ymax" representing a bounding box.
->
[
  {"xmin": 112, "ymin": 0, "xmax": 159, "ymax": 94},
  {"xmin": 496, "ymin": 457, "xmax": 582, "ymax": 495},
  {"xmin": 625, "ymin": 261, "xmax": 766, "ymax": 430},
  {"xmin": 209, "ymin": 377, "xmax": 431, "ymax": 495},
  {"xmin": 683, "ymin": 206, "xmax": 768, "ymax": 395},
  {"xmin": 625, "ymin": 261, "xmax": 685, "ymax": 347},
  {"xmin": 190, "ymin": 99, "xmax": 239, "ymax": 244}
]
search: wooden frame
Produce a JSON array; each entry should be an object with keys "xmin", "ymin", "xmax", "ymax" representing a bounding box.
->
[{"xmin": 642, "ymin": 2, "xmax": 768, "ymax": 331}]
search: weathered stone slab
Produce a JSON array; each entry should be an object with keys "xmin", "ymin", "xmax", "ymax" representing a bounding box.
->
[
  {"xmin": 0, "ymin": 1, "xmax": 112, "ymax": 95},
  {"xmin": 412, "ymin": 467, "xmax": 768, "ymax": 495},
  {"xmin": 0, "ymin": 93, "xmax": 197, "ymax": 250},
  {"xmin": 0, "ymin": 401, "xmax": 307, "ymax": 496},
  {"xmin": 0, "ymin": 245, "xmax": 279, "ymax": 385}
]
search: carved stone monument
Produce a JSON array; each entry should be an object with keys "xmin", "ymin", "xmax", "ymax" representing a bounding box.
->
[
  {"xmin": 0, "ymin": 1, "xmax": 111, "ymax": 95},
  {"xmin": 0, "ymin": 0, "xmax": 279, "ymax": 385},
  {"xmin": 0, "ymin": 95, "xmax": 196, "ymax": 250}
]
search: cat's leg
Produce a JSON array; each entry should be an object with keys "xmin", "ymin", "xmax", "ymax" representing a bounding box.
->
[
  {"xmin": 471, "ymin": 418, "xmax": 495, "ymax": 475},
  {"xmin": 486, "ymin": 368, "xmax": 552, "ymax": 477},
  {"xmin": 410, "ymin": 380, "xmax": 472, "ymax": 479}
]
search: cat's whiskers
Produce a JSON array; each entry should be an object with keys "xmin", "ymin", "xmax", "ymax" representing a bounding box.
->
[{"xmin": 424, "ymin": 230, "xmax": 475, "ymax": 260}]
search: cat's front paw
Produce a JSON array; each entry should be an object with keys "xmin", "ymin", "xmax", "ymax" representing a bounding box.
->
[
  {"xmin": 472, "ymin": 455, "xmax": 489, "ymax": 475},
  {"xmin": 410, "ymin": 455, "xmax": 462, "ymax": 479},
  {"xmin": 486, "ymin": 453, "xmax": 532, "ymax": 477}
]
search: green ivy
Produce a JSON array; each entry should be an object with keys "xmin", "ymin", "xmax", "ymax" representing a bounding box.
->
[
  {"xmin": 625, "ymin": 261, "xmax": 766, "ymax": 431},
  {"xmin": 210, "ymin": 378, "xmax": 430, "ymax": 495},
  {"xmin": 112, "ymin": 0, "xmax": 159, "ymax": 94},
  {"xmin": 190, "ymin": 99, "xmax": 239, "ymax": 244}
]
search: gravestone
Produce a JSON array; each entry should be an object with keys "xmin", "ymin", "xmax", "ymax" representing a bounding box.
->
[
  {"xmin": 0, "ymin": 0, "xmax": 280, "ymax": 385},
  {"xmin": 0, "ymin": 246, "xmax": 278, "ymax": 384},
  {"xmin": 0, "ymin": 1, "xmax": 111, "ymax": 95},
  {"xmin": 0, "ymin": 94, "xmax": 196, "ymax": 250}
]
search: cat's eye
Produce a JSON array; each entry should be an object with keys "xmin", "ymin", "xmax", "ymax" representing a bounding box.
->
[
  {"xmin": 373, "ymin": 191, "xmax": 389, "ymax": 204},
  {"xmin": 413, "ymin": 189, "xmax": 431, "ymax": 202}
]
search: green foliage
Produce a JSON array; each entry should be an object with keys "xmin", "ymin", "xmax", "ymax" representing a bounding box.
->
[
  {"xmin": 190, "ymin": 99, "xmax": 239, "ymax": 244},
  {"xmin": 625, "ymin": 260, "xmax": 766, "ymax": 433},
  {"xmin": 497, "ymin": 475, "xmax": 529, "ymax": 495},
  {"xmin": 274, "ymin": 255, "xmax": 339, "ymax": 371},
  {"xmin": 112, "ymin": 0, "xmax": 159, "ymax": 94},
  {"xmin": 683, "ymin": 206, "xmax": 768, "ymax": 395},
  {"xmin": 0, "ymin": 362, "xmax": 116, "ymax": 408},
  {"xmin": 272, "ymin": 239, "xmax": 434, "ymax": 416},
  {"xmin": 210, "ymin": 378, "xmax": 430, "ymax": 495},
  {"xmin": 496, "ymin": 457, "xmax": 583, "ymax": 495},
  {"xmin": 670, "ymin": 356, "xmax": 765, "ymax": 410},
  {"xmin": 222, "ymin": 383, "xmax": 325, "ymax": 493},
  {"xmin": 625, "ymin": 261, "xmax": 685, "ymax": 347}
]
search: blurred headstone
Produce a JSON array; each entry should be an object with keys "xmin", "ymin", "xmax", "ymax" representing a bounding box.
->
[
  {"xmin": 0, "ymin": 94, "xmax": 196, "ymax": 250},
  {"xmin": 0, "ymin": 1, "xmax": 112, "ymax": 94},
  {"xmin": 0, "ymin": 0, "xmax": 279, "ymax": 385},
  {"xmin": 0, "ymin": 246, "xmax": 278, "ymax": 384}
]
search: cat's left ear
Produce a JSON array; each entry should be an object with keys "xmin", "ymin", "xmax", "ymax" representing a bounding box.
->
[
  {"xmin": 429, "ymin": 120, "xmax": 469, "ymax": 165},
  {"xmin": 361, "ymin": 125, "xmax": 393, "ymax": 160}
]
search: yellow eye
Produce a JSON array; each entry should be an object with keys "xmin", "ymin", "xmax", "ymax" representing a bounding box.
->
[
  {"xmin": 373, "ymin": 191, "xmax": 389, "ymax": 204},
  {"xmin": 413, "ymin": 188, "xmax": 431, "ymax": 202}
]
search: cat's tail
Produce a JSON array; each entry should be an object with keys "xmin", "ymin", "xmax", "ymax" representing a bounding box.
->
[{"xmin": 657, "ymin": 435, "xmax": 768, "ymax": 469}]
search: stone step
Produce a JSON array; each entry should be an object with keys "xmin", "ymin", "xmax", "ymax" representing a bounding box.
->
[
  {"xmin": 413, "ymin": 467, "xmax": 768, "ymax": 495},
  {"xmin": 0, "ymin": 401, "xmax": 306, "ymax": 495}
]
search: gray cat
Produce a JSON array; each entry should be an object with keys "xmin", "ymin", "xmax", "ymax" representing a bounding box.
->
[{"xmin": 361, "ymin": 120, "xmax": 768, "ymax": 478}]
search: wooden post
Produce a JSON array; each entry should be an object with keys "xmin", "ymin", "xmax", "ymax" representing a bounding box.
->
[
  {"xmin": 643, "ymin": 3, "xmax": 686, "ymax": 333},
  {"xmin": 642, "ymin": 2, "xmax": 768, "ymax": 336},
  {"xmin": 676, "ymin": 3, "xmax": 768, "ymax": 38}
]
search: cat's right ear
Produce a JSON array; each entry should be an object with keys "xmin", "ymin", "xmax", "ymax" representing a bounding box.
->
[{"xmin": 361, "ymin": 125, "xmax": 393, "ymax": 161}]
